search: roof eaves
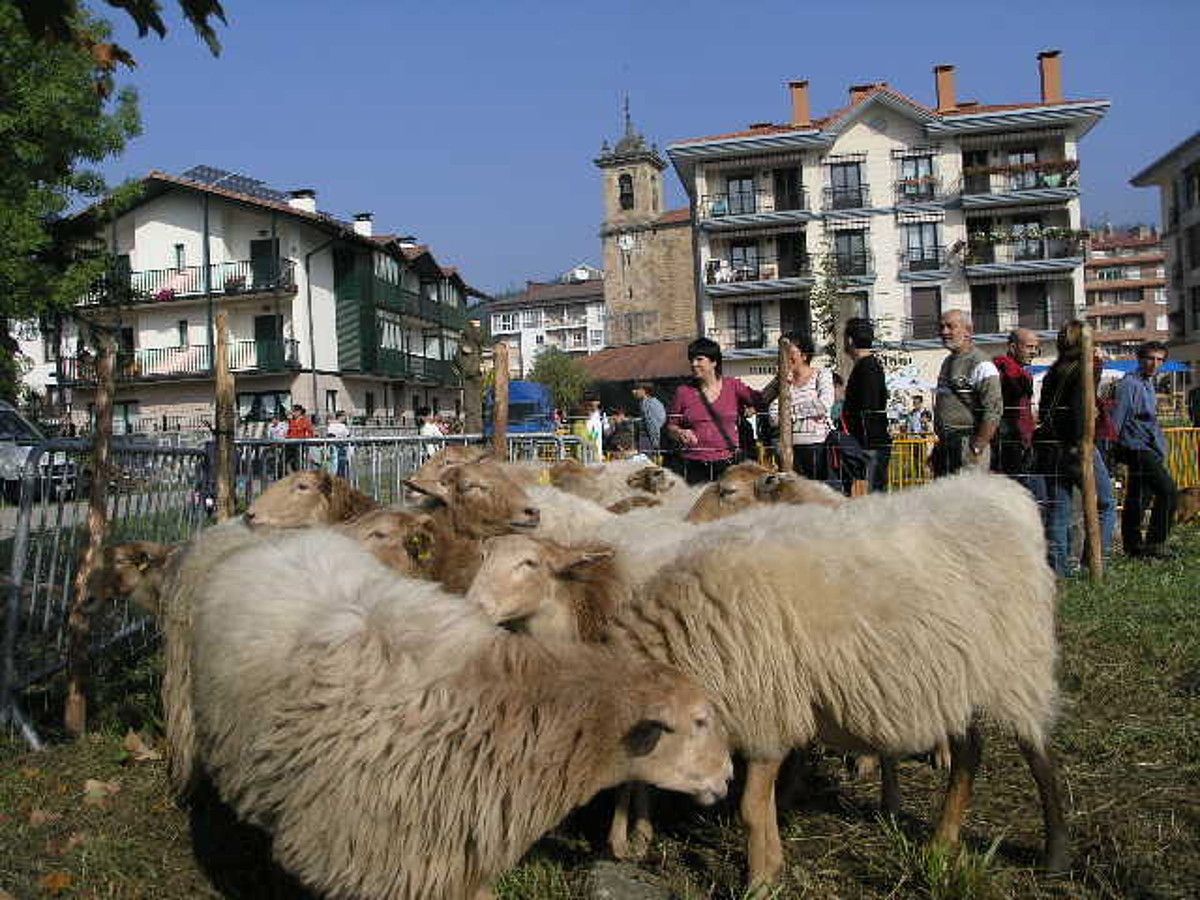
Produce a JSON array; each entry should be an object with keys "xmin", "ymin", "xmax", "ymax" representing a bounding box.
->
[{"xmin": 1131, "ymin": 130, "xmax": 1200, "ymax": 186}]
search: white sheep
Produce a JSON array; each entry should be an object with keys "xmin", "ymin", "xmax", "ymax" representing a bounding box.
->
[
  {"xmin": 186, "ymin": 529, "xmax": 733, "ymax": 900},
  {"xmin": 468, "ymin": 473, "xmax": 1068, "ymax": 887}
]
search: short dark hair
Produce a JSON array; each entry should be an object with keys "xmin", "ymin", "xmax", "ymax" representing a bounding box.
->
[
  {"xmin": 634, "ymin": 381, "xmax": 655, "ymax": 393},
  {"xmin": 687, "ymin": 337, "xmax": 723, "ymax": 372},
  {"xmin": 844, "ymin": 317, "xmax": 875, "ymax": 349},
  {"xmin": 1138, "ymin": 340, "xmax": 1169, "ymax": 359},
  {"xmin": 782, "ymin": 331, "xmax": 816, "ymax": 359}
]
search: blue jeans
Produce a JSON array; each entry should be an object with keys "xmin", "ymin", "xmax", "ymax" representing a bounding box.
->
[{"xmin": 1046, "ymin": 448, "xmax": 1116, "ymax": 576}]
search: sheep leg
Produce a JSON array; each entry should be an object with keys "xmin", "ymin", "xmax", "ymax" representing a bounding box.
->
[
  {"xmin": 608, "ymin": 783, "xmax": 634, "ymax": 860},
  {"xmin": 1017, "ymin": 737, "xmax": 1070, "ymax": 872},
  {"xmin": 609, "ymin": 782, "xmax": 654, "ymax": 860},
  {"xmin": 932, "ymin": 724, "xmax": 982, "ymax": 849},
  {"xmin": 879, "ymin": 755, "xmax": 901, "ymax": 817},
  {"xmin": 629, "ymin": 782, "xmax": 654, "ymax": 858},
  {"xmin": 742, "ymin": 757, "xmax": 785, "ymax": 887}
]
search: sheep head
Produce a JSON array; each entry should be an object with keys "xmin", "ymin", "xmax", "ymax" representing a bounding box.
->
[
  {"xmin": 406, "ymin": 445, "xmax": 491, "ymax": 498},
  {"xmin": 333, "ymin": 508, "xmax": 438, "ymax": 577},
  {"xmin": 467, "ymin": 534, "xmax": 622, "ymax": 642},
  {"xmin": 625, "ymin": 466, "xmax": 674, "ymax": 495},
  {"xmin": 90, "ymin": 541, "xmax": 178, "ymax": 614},
  {"xmin": 684, "ymin": 462, "xmax": 772, "ymax": 523},
  {"xmin": 615, "ymin": 661, "xmax": 732, "ymax": 806},
  {"xmin": 244, "ymin": 471, "xmax": 378, "ymax": 528},
  {"xmin": 755, "ymin": 471, "xmax": 847, "ymax": 508},
  {"xmin": 404, "ymin": 460, "xmax": 539, "ymax": 538}
]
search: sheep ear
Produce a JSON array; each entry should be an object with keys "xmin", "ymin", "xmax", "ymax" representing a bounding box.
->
[
  {"xmin": 552, "ymin": 545, "xmax": 614, "ymax": 576},
  {"xmin": 317, "ymin": 472, "xmax": 334, "ymax": 496},
  {"xmin": 623, "ymin": 719, "xmax": 669, "ymax": 757},
  {"xmin": 403, "ymin": 477, "xmax": 450, "ymax": 504}
]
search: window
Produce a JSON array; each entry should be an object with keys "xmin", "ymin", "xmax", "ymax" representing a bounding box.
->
[
  {"xmin": 899, "ymin": 155, "xmax": 934, "ymax": 200},
  {"xmin": 903, "ymin": 222, "xmax": 941, "ymax": 270},
  {"xmin": 237, "ymin": 391, "xmax": 291, "ymax": 422},
  {"xmin": 834, "ymin": 230, "xmax": 869, "ymax": 275},
  {"xmin": 962, "ymin": 150, "xmax": 990, "ymax": 194},
  {"xmin": 909, "ymin": 287, "xmax": 941, "ymax": 339},
  {"xmin": 729, "ymin": 241, "xmax": 760, "ymax": 280},
  {"xmin": 521, "ymin": 308, "xmax": 541, "ymax": 328},
  {"xmin": 589, "ymin": 329, "xmax": 604, "ymax": 346},
  {"xmin": 727, "ymin": 174, "xmax": 756, "ymax": 215},
  {"xmin": 1011, "ymin": 218, "xmax": 1043, "ymax": 261},
  {"xmin": 618, "ymin": 174, "xmax": 634, "ymax": 211},
  {"xmin": 1186, "ymin": 223, "xmax": 1200, "ymax": 270},
  {"xmin": 174, "ymin": 243, "xmax": 186, "ymax": 270},
  {"xmin": 729, "ymin": 303, "xmax": 764, "ymax": 349},
  {"xmin": 492, "ymin": 312, "xmax": 516, "ymax": 332},
  {"xmin": 1184, "ymin": 162, "xmax": 1200, "ymax": 210},
  {"xmin": 828, "ymin": 162, "xmax": 865, "ymax": 209},
  {"xmin": 365, "ymin": 391, "xmax": 376, "ymax": 419},
  {"xmin": 1153, "ymin": 288, "xmax": 1168, "ymax": 304},
  {"xmin": 1017, "ymin": 282, "xmax": 1047, "ymax": 330},
  {"xmin": 1008, "ymin": 147, "xmax": 1038, "ymax": 190},
  {"xmin": 840, "ymin": 292, "xmax": 869, "ymax": 320},
  {"xmin": 535, "ymin": 334, "xmax": 544, "ymax": 345},
  {"xmin": 326, "ymin": 389, "xmax": 338, "ymax": 414},
  {"xmin": 1097, "ymin": 267, "xmax": 1123, "ymax": 281}
]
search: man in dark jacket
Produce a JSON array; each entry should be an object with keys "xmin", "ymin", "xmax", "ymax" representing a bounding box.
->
[{"xmin": 841, "ymin": 318, "xmax": 892, "ymax": 493}]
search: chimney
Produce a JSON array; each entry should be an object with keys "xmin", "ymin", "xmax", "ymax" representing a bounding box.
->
[
  {"xmin": 288, "ymin": 188, "xmax": 316, "ymax": 213},
  {"xmin": 353, "ymin": 212, "xmax": 373, "ymax": 237},
  {"xmin": 849, "ymin": 83, "xmax": 875, "ymax": 104},
  {"xmin": 934, "ymin": 64, "xmax": 957, "ymax": 113},
  {"xmin": 1038, "ymin": 50, "xmax": 1063, "ymax": 104},
  {"xmin": 789, "ymin": 80, "xmax": 811, "ymax": 127}
]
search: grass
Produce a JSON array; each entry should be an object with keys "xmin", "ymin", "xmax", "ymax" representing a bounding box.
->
[{"xmin": 2, "ymin": 528, "xmax": 1198, "ymax": 899}]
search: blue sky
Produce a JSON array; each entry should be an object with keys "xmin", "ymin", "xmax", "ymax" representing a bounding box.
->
[{"xmin": 101, "ymin": 0, "xmax": 1197, "ymax": 294}]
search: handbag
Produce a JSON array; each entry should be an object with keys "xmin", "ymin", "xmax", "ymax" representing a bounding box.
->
[
  {"xmin": 696, "ymin": 386, "xmax": 745, "ymax": 464},
  {"xmin": 825, "ymin": 427, "xmax": 869, "ymax": 481}
]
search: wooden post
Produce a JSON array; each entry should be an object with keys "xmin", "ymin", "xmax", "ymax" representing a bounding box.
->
[
  {"xmin": 459, "ymin": 321, "xmax": 484, "ymax": 433},
  {"xmin": 65, "ymin": 330, "xmax": 116, "ymax": 736},
  {"xmin": 492, "ymin": 342, "xmax": 510, "ymax": 458},
  {"xmin": 214, "ymin": 312, "xmax": 236, "ymax": 521},
  {"xmin": 777, "ymin": 337, "xmax": 793, "ymax": 473},
  {"xmin": 1080, "ymin": 323, "xmax": 1103, "ymax": 580}
]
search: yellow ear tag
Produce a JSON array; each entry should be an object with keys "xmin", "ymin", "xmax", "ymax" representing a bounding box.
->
[{"xmin": 537, "ymin": 468, "xmax": 551, "ymax": 486}]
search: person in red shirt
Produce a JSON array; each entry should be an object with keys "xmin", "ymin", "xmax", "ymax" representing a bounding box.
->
[
  {"xmin": 285, "ymin": 404, "xmax": 315, "ymax": 470},
  {"xmin": 666, "ymin": 338, "xmax": 762, "ymax": 484},
  {"xmin": 992, "ymin": 328, "xmax": 1042, "ymax": 500}
]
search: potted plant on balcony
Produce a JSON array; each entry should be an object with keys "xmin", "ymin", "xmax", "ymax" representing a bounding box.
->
[
  {"xmin": 153, "ymin": 287, "xmax": 175, "ymax": 302},
  {"xmin": 224, "ymin": 274, "xmax": 246, "ymax": 294}
]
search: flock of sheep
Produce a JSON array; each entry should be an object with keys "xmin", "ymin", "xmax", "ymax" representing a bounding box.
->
[{"xmin": 94, "ymin": 449, "xmax": 1069, "ymax": 899}]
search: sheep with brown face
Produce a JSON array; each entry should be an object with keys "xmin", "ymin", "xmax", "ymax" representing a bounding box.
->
[
  {"xmin": 404, "ymin": 459, "xmax": 541, "ymax": 593},
  {"xmin": 754, "ymin": 470, "xmax": 847, "ymax": 509},
  {"xmin": 187, "ymin": 529, "xmax": 733, "ymax": 900},
  {"xmin": 88, "ymin": 541, "xmax": 179, "ymax": 615},
  {"xmin": 244, "ymin": 471, "xmax": 378, "ymax": 528},
  {"xmin": 405, "ymin": 444, "xmax": 492, "ymax": 498},
  {"xmin": 333, "ymin": 508, "xmax": 438, "ymax": 578},
  {"xmin": 684, "ymin": 462, "xmax": 772, "ymax": 523}
]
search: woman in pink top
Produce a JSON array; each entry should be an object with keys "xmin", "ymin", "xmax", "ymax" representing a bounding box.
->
[{"xmin": 666, "ymin": 338, "xmax": 763, "ymax": 484}]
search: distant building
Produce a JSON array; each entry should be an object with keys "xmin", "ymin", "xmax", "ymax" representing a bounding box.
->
[
  {"xmin": 484, "ymin": 265, "xmax": 606, "ymax": 377},
  {"xmin": 1084, "ymin": 226, "xmax": 1168, "ymax": 358},
  {"xmin": 1131, "ymin": 131, "xmax": 1200, "ymax": 366},
  {"xmin": 596, "ymin": 105, "xmax": 697, "ymax": 346},
  {"xmin": 31, "ymin": 167, "xmax": 475, "ymax": 432},
  {"xmin": 666, "ymin": 51, "xmax": 1108, "ymax": 386}
]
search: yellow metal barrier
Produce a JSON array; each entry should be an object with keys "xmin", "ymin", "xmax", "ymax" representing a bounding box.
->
[
  {"xmin": 1165, "ymin": 427, "xmax": 1200, "ymax": 488},
  {"xmin": 888, "ymin": 437, "xmax": 936, "ymax": 491}
]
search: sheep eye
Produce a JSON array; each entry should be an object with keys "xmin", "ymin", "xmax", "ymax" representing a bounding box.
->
[
  {"xmin": 694, "ymin": 717, "xmax": 709, "ymax": 730},
  {"xmin": 520, "ymin": 558, "xmax": 538, "ymax": 570},
  {"xmin": 369, "ymin": 530, "xmax": 388, "ymax": 540}
]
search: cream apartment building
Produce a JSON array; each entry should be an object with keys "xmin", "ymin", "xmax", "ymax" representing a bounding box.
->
[
  {"xmin": 667, "ymin": 51, "xmax": 1108, "ymax": 386},
  {"xmin": 1132, "ymin": 131, "xmax": 1200, "ymax": 366},
  {"xmin": 49, "ymin": 167, "xmax": 471, "ymax": 431}
]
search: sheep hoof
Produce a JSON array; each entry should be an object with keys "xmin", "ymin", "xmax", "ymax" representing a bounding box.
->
[
  {"xmin": 932, "ymin": 740, "xmax": 952, "ymax": 771},
  {"xmin": 626, "ymin": 821, "xmax": 654, "ymax": 860}
]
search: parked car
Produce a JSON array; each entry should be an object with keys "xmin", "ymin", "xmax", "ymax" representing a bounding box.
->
[{"xmin": 0, "ymin": 401, "xmax": 78, "ymax": 502}]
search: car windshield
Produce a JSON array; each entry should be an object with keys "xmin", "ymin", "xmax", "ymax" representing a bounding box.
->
[{"xmin": 0, "ymin": 410, "xmax": 43, "ymax": 442}]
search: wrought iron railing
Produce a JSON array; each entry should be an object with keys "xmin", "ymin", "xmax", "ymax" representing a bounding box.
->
[
  {"xmin": 899, "ymin": 247, "xmax": 946, "ymax": 272},
  {"xmin": 893, "ymin": 178, "xmax": 941, "ymax": 204},
  {"xmin": 700, "ymin": 188, "xmax": 809, "ymax": 218},
  {"xmin": 898, "ymin": 315, "xmax": 943, "ymax": 340},
  {"xmin": 959, "ymin": 160, "xmax": 1079, "ymax": 196},
  {"xmin": 823, "ymin": 184, "xmax": 871, "ymax": 210},
  {"xmin": 705, "ymin": 254, "xmax": 812, "ymax": 284},
  {"xmin": 58, "ymin": 339, "xmax": 301, "ymax": 383},
  {"xmin": 81, "ymin": 257, "xmax": 297, "ymax": 305},
  {"xmin": 834, "ymin": 248, "xmax": 874, "ymax": 276}
]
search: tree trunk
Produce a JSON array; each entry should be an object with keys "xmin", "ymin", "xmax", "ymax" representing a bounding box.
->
[
  {"xmin": 215, "ymin": 312, "xmax": 236, "ymax": 521},
  {"xmin": 492, "ymin": 342, "xmax": 510, "ymax": 458}
]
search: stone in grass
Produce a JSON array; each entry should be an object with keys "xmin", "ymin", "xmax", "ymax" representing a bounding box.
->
[{"xmin": 586, "ymin": 861, "xmax": 671, "ymax": 900}]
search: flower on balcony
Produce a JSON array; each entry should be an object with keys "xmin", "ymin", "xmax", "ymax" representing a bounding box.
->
[
  {"xmin": 961, "ymin": 159, "xmax": 1080, "ymax": 178},
  {"xmin": 968, "ymin": 226, "xmax": 1089, "ymax": 246},
  {"xmin": 153, "ymin": 287, "xmax": 175, "ymax": 302}
]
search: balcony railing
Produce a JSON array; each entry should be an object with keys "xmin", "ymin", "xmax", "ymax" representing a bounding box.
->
[
  {"xmin": 900, "ymin": 316, "xmax": 943, "ymax": 340},
  {"xmin": 833, "ymin": 248, "xmax": 874, "ymax": 277},
  {"xmin": 705, "ymin": 254, "xmax": 812, "ymax": 284},
  {"xmin": 58, "ymin": 339, "xmax": 301, "ymax": 383},
  {"xmin": 899, "ymin": 246, "xmax": 946, "ymax": 272},
  {"xmin": 823, "ymin": 185, "xmax": 871, "ymax": 210},
  {"xmin": 705, "ymin": 326, "xmax": 768, "ymax": 351},
  {"xmin": 966, "ymin": 239, "xmax": 1084, "ymax": 266},
  {"xmin": 960, "ymin": 160, "xmax": 1079, "ymax": 196},
  {"xmin": 700, "ymin": 188, "xmax": 808, "ymax": 218},
  {"xmin": 894, "ymin": 177, "xmax": 942, "ymax": 204},
  {"xmin": 81, "ymin": 258, "xmax": 297, "ymax": 306}
]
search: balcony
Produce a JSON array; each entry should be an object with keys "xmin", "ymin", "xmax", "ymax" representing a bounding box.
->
[
  {"xmin": 543, "ymin": 312, "xmax": 589, "ymax": 329},
  {"xmin": 823, "ymin": 185, "xmax": 871, "ymax": 211},
  {"xmin": 833, "ymin": 248, "xmax": 874, "ymax": 277},
  {"xmin": 373, "ymin": 350, "xmax": 459, "ymax": 384},
  {"xmin": 894, "ymin": 177, "xmax": 942, "ymax": 205},
  {"xmin": 58, "ymin": 339, "xmax": 301, "ymax": 384},
  {"xmin": 705, "ymin": 254, "xmax": 812, "ymax": 285},
  {"xmin": 705, "ymin": 326, "xmax": 769, "ymax": 352},
  {"xmin": 371, "ymin": 278, "xmax": 466, "ymax": 331},
  {"xmin": 700, "ymin": 188, "xmax": 809, "ymax": 219},
  {"xmin": 899, "ymin": 246, "xmax": 946, "ymax": 274},
  {"xmin": 80, "ymin": 258, "xmax": 297, "ymax": 306},
  {"xmin": 959, "ymin": 160, "xmax": 1080, "ymax": 209},
  {"xmin": 899, "ymin": 316, "xmax": 943, "ymax": 341},
  {"xmin": 966, "ymin": 238, "xmax": 1084, "ymax": 267}
]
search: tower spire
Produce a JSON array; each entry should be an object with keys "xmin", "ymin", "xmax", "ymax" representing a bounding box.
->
[{"xmin": 623, "ymin": 93, "xmax": 633, "ymax": 138}]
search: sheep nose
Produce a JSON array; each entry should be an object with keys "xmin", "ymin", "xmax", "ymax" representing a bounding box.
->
[
  {"xmin": 524, "ymin": 507, "xmax": 540, "ymax": 525},
  {"xmin": 242, "ymin": 511, "xmax": 256, "ymax": 526}
]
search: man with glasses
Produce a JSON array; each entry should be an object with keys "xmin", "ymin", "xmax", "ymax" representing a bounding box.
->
[{"xmin": 1111, "ymin": 341, "xmax": 1178, "ymax": 559}]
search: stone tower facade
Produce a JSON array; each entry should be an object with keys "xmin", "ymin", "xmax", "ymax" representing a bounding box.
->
[{"xmin": 596, "ymin": 104, "xmax": 697, "ymax": 346}]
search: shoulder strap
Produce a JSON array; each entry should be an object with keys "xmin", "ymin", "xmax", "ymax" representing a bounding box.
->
[{"xmin": 697, "ymin": 386, "xmax": 738, "ymax": 454}]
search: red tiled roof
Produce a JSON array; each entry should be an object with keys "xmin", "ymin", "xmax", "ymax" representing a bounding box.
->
[
  {"xmin": 656, "ymin": 207, "xmax": 691, "ymax": 225},
  {"xmin": 672, "ymin": 86, "xmax": 1106, "ymax": 146},
  {"xmin": 578, "ymin": 339, "xmax": 694, "ymax": 382}
]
